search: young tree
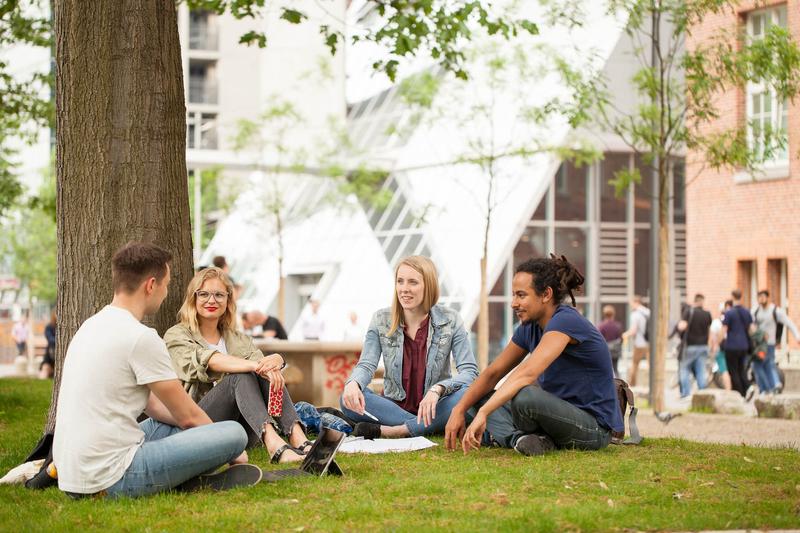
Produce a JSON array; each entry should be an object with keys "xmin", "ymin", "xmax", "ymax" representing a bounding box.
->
[
  {"xmin": 0, "ymin": 1, "xmax": 52, "ymax": 215},
  {"xmin": 555, "ymin": 0, "xmax": 800, "ymax": 411},
  {"xmin": 396, "ymin": 41, "xmax": 596, "ymax": 368}
]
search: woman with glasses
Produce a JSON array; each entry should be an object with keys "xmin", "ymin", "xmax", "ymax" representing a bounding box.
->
[{"xmin": 164, "ymin": 267, "xmax": 311, "ymax": 464}]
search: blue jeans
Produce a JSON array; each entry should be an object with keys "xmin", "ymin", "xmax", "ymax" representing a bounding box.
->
[
  {"xmin": 753, "ymin": 344, "xmax": 779, "ymax": 393},
  {"xmin": 477, "ymin": 385, "xmax": 611, "ymax": 451},
  {"xmin": 679, "ymin": 345, "xmax": 708, "ymax": 398},
  {"xmin": 104, "ymin": 419, "xmax": 247, "ymax": 499},
  {"xmin": 340, "ymin": 386, "xmax": 468, "ymax": 437}
]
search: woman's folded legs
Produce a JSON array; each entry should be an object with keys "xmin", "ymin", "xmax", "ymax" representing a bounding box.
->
[
  {"xmin": 198, "ymin": 372, "xmax": 308, "ymax": 462},
  {"xmin": 339, "ymin": 386, "xmax": 467, "ymax": 437}
]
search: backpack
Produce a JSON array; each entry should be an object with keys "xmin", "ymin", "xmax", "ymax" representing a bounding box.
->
[
  {"xmin": 635, "ymin": 308, "xmax": 650, "ymax": 343},
  {"xmin": 612, "ymin": 378, "xmax": 642, "ymax": 445},
  {"xmin": 754, "ymin": 306, "xmax": 784, "ymax": 345},
  {"xmin": 749, "ymin": 328, "xmax": 769, "ymax": 360}
]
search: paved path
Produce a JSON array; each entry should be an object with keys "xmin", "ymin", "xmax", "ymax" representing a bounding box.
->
[{"xmin": 637, "ymin": 410, "xmax": 800, "ymax": 449}]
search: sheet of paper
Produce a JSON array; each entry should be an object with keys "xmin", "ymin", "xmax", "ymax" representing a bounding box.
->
[{"xmin": 337, "ymin": 436, "xmax": 438, "ymax": 454}]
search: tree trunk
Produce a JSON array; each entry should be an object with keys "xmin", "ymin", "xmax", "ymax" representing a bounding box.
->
[
  {"xmin": 47, "ymin": 0, "xmax": 192, "ymax": 432},
  {"xmin": 478, "ymin": 256, "xmax": 489, "ymax": 370},
  {"xmin": 652, "ymin": 163, "xmax": 671, "ymax": 413}
]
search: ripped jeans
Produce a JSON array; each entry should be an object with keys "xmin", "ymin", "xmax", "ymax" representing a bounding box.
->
[{"xmin": 477, "ymin": 385, "xmax": 611, "ymax": 451}]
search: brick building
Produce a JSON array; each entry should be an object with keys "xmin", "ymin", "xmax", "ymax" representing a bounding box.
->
[{"xmin": 687, "ymin": 1, "xmax": 799, "ymax": 347}]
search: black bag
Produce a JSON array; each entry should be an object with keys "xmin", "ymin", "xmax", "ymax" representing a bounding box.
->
[{"xmin": 611, "ymin": 378, "xmax": 642, "ymax": 445}]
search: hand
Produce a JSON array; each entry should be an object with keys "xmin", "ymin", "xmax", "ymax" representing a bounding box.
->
[
  {"xmin": 444, "ymin": 409, "xmax": 466, "ymax": 451},
  {"xmin": 417, "ymin": 389, "xmax": 441, "ymax": 427},
  {"xmin": 342, "ymin": 381, "xmax": 365, "ymax": 415},
  {"xmin": 461, "ymin": 411, "xmax": 487, "ymax": 455},
  {"xmin": 255, "ymin": 353, "xmax": 284, "ymax": 375},
  {"xmin": 264, "ymin": 369, "xmax": 284, "ymax": 393}
]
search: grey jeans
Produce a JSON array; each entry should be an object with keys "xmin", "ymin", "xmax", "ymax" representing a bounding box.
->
[
  {"xmin": 198, "ymin": 372, "xmax": 302, "ymax": 448},
  {"xmin": 475, "ymin": 385, "xmax": 611, "ymax": 450}
]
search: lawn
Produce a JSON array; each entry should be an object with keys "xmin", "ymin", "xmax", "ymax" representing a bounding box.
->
[{"xmin": 0, "ymin": 379, "xmax": 798, "ymax": 532}]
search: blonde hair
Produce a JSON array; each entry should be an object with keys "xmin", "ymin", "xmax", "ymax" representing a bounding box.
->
[
  {"xmin": 177, "ymin": 267, "xmax": 237, "ymax": 333},
  {"xmin": 388, "ymin": 256, "xmax": 440, "ymax": 336}
]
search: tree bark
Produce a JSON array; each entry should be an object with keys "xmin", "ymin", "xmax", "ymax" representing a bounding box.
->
[
  {"xmin": 652, "ymin": 158, "xmax": 671, "ymax": 413},
  {"xmin": 48, "ymin": 0, "xmax": 192, "ymax": 432}
]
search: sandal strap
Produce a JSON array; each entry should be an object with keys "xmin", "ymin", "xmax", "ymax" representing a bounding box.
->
[{"xmin": 270, "ymin": 444, "xmax": 293, "ymax": 464}]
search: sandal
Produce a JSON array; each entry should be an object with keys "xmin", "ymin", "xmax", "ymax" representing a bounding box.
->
[
  {"xmin": 270, "ymin": 444, "xmax": 295, "ymax": 464},
  {"xmin": 293, "ymin": 440, "xmax": 313, "ymax": 455}
]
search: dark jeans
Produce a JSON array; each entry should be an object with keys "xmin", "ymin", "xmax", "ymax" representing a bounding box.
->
[
  {"xmin": 476, "ymin": 385, "xmax": 611, "ymax": 451},
  {"xmin": 198, "ymin": 372, "xmax": 302, "ymax": 448},
  {"xmin": 725, "ymin": 349, "xmax": 749, "ymax": 397}
]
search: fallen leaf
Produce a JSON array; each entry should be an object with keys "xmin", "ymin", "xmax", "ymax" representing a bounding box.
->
[
  {"xmin": 773, "ymin": 466, "xmax": 782, "ymax": 471},
  {"xmin": 743, "ymin": 456, "xmax": 754, "ymax": 463},
  {"xmin": 673, "ymin": 492, "xmax": 684, "ymax": 500},
  {"xmin": 698, "ymin": 481, "xmax": 714, "ymax": 487},
  {"xmin": 293, "ymin": 528, "xmax": 305, "ymax": 532},
  {"xmin": 795, "ymin": 484, "xmax": 800, "ymax": 492},
  {"xmin": 281, "ymin": 499, "xmax": 300, "ymax": 504},
  {"xmin": 491, "ymin": 492, "xmax": 509, "ymax": 505},
  {"xmin": 564, "ymin": 484, "xmax": 573, "ymax": 490},
  {"xmin": 607, "ymin": 498, "xmax": 615, "ymax": 508},
  {"xmin": 599, "ymin": 481, "xmax": 609, "ymax": 490}
]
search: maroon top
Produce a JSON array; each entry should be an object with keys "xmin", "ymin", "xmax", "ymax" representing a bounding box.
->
[{"xmin": 394, "ymin": 315, "xmax": 430, "ymax": 415}]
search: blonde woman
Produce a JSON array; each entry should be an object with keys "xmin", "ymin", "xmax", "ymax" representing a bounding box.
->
[
  {"xmin": 340, "ymin": 256, "xmax": 478, "ymax": 438},
  {"xmin": 164, "ymin": 267, "xmax": 309, "ymax": 464}
]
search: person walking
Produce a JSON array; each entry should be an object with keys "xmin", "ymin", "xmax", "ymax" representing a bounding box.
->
[
  {"xmin": 622, "ymin": 296, "xmax": 650, "ymax": 387},
  {"xmin": 597, "ymin": 305, "xmax": 623, "ymax": 377},
  {"xmin": 676, "ymin": 294, "xmax": 712, "ymax": 398},
  {"xmin": 11, "ymin": 313, "xmax": 30, "ymax": 356},
  {"xmin": 752, "ymin": 289, "xmax": 798, "ymax": 394},
  {"xmin": 721, "ymin": 289, "xmax": 754, "ymax": 397}
]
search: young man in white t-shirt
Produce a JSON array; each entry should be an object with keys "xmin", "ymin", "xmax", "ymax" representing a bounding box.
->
[{"xmin": 53, "ymin": 242, "xmax": 251, "ymax": 498}]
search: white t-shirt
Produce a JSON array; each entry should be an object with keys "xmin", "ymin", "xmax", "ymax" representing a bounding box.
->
[
  {"xmin": 53, "ymin": 306, "xmax": 178, "ymax": 493},
  {"xmin": 630, "ymin": 307, "xmax": 651, "ymax": 348}
]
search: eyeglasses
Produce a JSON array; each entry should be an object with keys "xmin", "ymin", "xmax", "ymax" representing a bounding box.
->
[{"xmin": 195, "ymin": 290, "xmax": 229, "ymax": 303}]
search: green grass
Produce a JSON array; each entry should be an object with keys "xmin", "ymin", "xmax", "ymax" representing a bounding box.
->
[{"xmin": 1, "ymin": 379, "xmax": 799, "ymax": 532}]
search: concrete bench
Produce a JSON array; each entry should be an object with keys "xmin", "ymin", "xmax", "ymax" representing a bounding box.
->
[{"xmin": 254, "ymin": 340, "xmax": 373, "ymax": 407}]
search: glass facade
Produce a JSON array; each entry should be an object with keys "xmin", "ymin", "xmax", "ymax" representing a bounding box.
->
[{"xmin": 484, "ymin": 152, "xmax": 686, "ymax": 358}]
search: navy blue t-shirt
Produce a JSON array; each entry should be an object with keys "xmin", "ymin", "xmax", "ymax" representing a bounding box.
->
[
  {"xmin": 722, "ymin": 305, "xmax": 753, "ymax": 351},
  {"xmin": 511, "ymin": 305, "xmax": 624, "ymax": 433}
]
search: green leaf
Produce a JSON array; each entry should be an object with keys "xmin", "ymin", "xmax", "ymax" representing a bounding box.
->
[
  {"xmin": 239, "ymin": 31, "xmax": 267, "ymax": 48},
  {"xmin": 280, "ymin": 8, "xmax": 308, "ymax": 25}
]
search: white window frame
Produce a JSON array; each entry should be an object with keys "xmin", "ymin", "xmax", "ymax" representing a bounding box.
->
[{"xmin": 744, "ymin": 5, "xmax": 789, "ymax": 173}]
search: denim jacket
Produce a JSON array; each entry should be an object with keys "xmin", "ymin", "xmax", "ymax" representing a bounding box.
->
[{"xmin": 346, "ymin": 304, "xmax": 478, "ymax": 400}]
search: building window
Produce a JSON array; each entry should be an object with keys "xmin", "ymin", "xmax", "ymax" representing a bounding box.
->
[
  {"xmin": 746, "ymin": 5, "xmax": 789, "ymax": 166},
  {"xmin": 737, "ymin": 259, "xmax": 758, "ymax": 309},
  {"xmin": 189, "ymin": 10, "xmax": 218, "ymax": 51},
  {"xmin": 187, "ymin": 111, "xmax": 218, "ymax": 150},
  {"xmin": 600, "ymin": 153, "xmax": 629, "ymax": 223},
  {"xmin": 188, "ymin": 61, "xmax": 218, "ymax": 105},
  {"xmin": 554, "ymin": 161, "xmax": 588, "ymax": 221}
]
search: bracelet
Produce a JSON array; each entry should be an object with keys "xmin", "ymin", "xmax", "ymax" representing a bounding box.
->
[{"xmin": 429, "ymin": 386, "xmax": 443, "ymax": 396}]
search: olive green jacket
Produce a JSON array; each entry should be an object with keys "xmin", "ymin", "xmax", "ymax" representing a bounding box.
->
[{"xmin": 163, "ymin": 323, "xmax": 264, "ymax": 403}]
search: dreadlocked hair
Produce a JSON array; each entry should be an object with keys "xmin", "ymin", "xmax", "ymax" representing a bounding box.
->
[{"xmin": 515, "ymin": 254, "xmax": 585, "ymax": 307}]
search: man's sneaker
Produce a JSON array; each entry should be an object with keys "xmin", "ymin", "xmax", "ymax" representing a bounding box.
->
[
  {"xmin": 514, "ymin": 434, "xmax": 556, "ymax": 457},
  {"xmin": 178, "ymin": 463, "xmax": 262, "ymax": 492},
  {"xmin": 351, "ymin": 422, "xmax": 381, "ymax": 440},
  {"xmin": 745, "ymin": 384, "xmax": 757, "ymax": 402}
]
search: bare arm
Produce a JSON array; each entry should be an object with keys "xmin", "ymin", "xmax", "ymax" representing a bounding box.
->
[
  {"xmin": 146, "ymin": 379, "xmax": 212, "ymax": 429},
  {"xmin": 207, "ymin": 352, "xmax": 260, "ymax": 374},
  {"xmin": 459, "ymin": 332, "xmax": 570, "ymax": 453},
  {"xmin": 444, "ymin": 339, "xmax": 528, "ymax": 450},
  {"xmin": 474, "ymin": 332, "xmax": 569, "ymax": 418}
]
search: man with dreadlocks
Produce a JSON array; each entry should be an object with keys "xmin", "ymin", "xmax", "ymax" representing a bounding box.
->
[{"xmin": 444, "ymin": 255, "xmax": 623, "ymax": 456}]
